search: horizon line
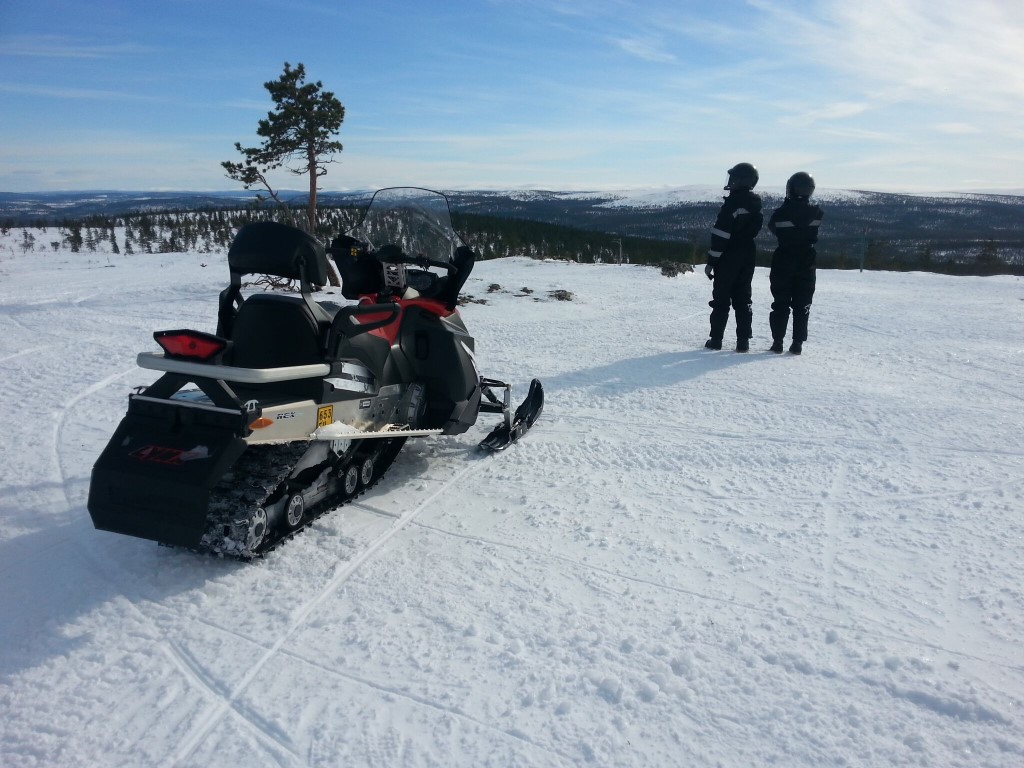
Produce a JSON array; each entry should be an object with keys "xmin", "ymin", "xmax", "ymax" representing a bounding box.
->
[{"xmin": 3, "ymin": 185, "xmax": 1024, "ymax": 197}]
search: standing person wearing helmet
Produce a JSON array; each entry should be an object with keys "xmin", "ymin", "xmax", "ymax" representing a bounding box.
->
[
  {"xmin": 704, "ymin": 162, "xmax": 763, "ymax": 352},
  {"xmin": 767, "ymin": 171, "xmax": 824, "ymax": 355}
]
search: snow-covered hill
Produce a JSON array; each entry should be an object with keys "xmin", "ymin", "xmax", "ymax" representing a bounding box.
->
[
  {"xmin": 1, "ymin": 237, "xmax": 1022, "ymax": 767},
  {"xmin": 584, "ymin": 186, "xmax": 1024, "ymax": 207},
  {"xmin": 450, "ymin": 185, "xmax": 878, "ymax": 209}
]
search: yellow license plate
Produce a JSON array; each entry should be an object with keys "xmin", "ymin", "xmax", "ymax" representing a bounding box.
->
[{"xmin": 316, "ymin": 405, "xmax": 334, "ymax": 428}]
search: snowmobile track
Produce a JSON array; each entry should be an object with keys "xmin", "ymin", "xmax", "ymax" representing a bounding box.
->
[{"xmin": 194, "ymin": 436, "xmax": 407, "ymax": 560}]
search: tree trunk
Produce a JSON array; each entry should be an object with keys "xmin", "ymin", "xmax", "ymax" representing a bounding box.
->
[
  {"xmin": 306, "ymin": 154, "xmax": 318, "ymax": 234},
  {"xmin": 308, "ymin": 153, "xmax": 340, "ymax": 287}
]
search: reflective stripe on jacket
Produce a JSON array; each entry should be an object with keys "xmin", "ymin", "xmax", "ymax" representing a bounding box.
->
[
  {"xmin": 708, "ymin": 189, "xmax": 763, "ymax": 259},
  {"xmin": 768, "ymin": 198, "xmax": 823, "ymax": 251}
]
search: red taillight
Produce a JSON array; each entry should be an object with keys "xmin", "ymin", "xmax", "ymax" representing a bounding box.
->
[{"xmin": 154, "ymin": 330, "xmax": 227, "ymax": 361}]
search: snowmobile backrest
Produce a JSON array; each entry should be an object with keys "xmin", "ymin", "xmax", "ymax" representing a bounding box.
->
[{"xmin": 228, "ymin": 221, "xmax": 330, "ymax": 287}]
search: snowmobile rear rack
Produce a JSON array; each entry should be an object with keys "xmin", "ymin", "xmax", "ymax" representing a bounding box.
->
[{"xmin": 138, "ymin": 352, "xmax": 330, "ymax": 384}]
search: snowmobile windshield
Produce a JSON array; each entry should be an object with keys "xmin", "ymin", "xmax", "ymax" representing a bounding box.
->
[{"xmin": 348, "ymin": 187, "xmax": 464, "ymax": 263}]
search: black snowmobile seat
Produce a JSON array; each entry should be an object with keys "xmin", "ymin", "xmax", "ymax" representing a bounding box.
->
[
  {"xmin": 228, "ymin": 294, "xmax": 324, "ymax": 369},
  {"xmin": 225, "ymin": 293, "xmax": 329, "ymax": 402}
]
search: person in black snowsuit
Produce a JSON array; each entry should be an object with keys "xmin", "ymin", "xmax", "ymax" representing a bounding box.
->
[
  {"xmin": 704, "ymin": 162, "xmax": 763, "ymax": 352},
  {"xmin": 767, "ymin": 171, "xmax": 823, "ymax": 355}
]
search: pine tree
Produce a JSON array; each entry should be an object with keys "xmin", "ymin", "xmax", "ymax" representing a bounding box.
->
[
  {"xmin": 66, "ymin": 224, "xmax": 83, "ymax": 253},
  {"xmin": 222, "ymin": 62, "xmax": 344, "ymax": 286}
]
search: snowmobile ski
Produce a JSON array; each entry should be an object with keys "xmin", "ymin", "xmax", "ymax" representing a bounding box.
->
[{"xmin": 479, "ymin": 378, "xmax": 545, "ymax": 451}]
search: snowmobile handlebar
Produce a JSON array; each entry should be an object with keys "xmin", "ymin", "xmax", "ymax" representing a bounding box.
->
[
  {"xmin": 406, "ymin": 253, "xmax": 458, "ymax": 274},
  {"xmin": 329, "ymin": 302, "xmax": 401, "ymax": 340},
  {"xmin": 374, "ymin": 244, "xmax": 458, "ymax": 274},
  {"xmin": 327, "ymin": 238, "xmax": 458, "ymax": 274}
]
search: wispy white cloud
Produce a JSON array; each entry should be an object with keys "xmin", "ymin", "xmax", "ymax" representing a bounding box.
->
[
  {"xmin": 612, "ymin": 36, "xmax": 676, "ymax": 64},
  {"xmin": 755, "ymin": 0, "xmax": 1024, "ymax": 114},
  {"xmin": 816, "ymin": 126, "xmax": 899, "ymax": 143},
  {"xmin": 0, "ymin": 82, "xmax": 160, "ymax": 101},
  {"xmin": 777, "ymin": 100, "xmax": 875, "ymax": 127},
  {"xmin": 934, "ymin": 122, "xmax": 981, "ymax": 135},
  {"xmin": 812, "ymin": 102, "xmax": 872, "ymax": 121},
  {"xmin": 222, "ymin": 98, "xmax": 275, "ymax": 112},
  {"xmin": 0, "ymin": 35, "xmax": 152, "ymax": 58},
  {"xmin": 487, "ymin": 0, "xmax": 622, "ymax": 19}
]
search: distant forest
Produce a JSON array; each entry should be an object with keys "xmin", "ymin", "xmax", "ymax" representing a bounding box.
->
[
  {"xmin": 1, "ymin": 200, "xmax": 1021, "ymax": 277},
  {"xmin": 0, "ymin": 207, "xmax": 694, "ymax": 270}
]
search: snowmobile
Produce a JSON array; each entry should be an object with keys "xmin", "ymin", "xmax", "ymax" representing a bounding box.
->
[{"xmin": 87, "ymin": 188, "xmax": 543, "ymax": 559}]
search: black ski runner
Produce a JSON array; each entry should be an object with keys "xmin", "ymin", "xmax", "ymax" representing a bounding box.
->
[{"xmin": 479, "ymin": 378, "xmax": 544, "ymax": 451}]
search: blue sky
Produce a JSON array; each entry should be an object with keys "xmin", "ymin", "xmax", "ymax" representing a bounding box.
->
[{"xmin": 2, "ymin": 0, "xmax": 1022, "ymax": 193}]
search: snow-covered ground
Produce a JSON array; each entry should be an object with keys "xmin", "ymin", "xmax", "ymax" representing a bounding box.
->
[{"xmin": 1, "ymin": 237, "xmax": 1022, "ymax": 767}]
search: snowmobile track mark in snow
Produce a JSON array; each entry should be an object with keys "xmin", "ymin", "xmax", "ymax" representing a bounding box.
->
[
  {"xmin": 70, "ymin": 544, "xmax": 301, "ymax": 767},
  {"xmin": 171, "ymin": 457, "xmax": 484, "ymax": 766},
  {"xmin": 158, "ymin": 640, "xmax": 302, "ymax": 765},
  {"xmin": 0, "ymin": 344, "xmax": 50, "ymax": 364},
  {"xmin": 52, "ymin": 366, "xmax": 137, "ymax": 511}
]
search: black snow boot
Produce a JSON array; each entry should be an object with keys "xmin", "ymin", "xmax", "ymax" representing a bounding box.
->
[
  {"xmin": 705, "ymin": 338, "xmax": 722, "ymax": 350},
  {"xmin": 770, "ymin": 339, "xmax": 784, "ymax": 354},
  {"xmin": 789, "ymin": 341, "xmax": 803, "ymax": 355},
  {"xmin": 735, "ymin": 338, "xmax": 749, "ymax": 353}
]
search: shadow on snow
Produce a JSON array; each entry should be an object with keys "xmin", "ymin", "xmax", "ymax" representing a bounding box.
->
[{"xmin": 540, "ymin": 346, "xmax": 765, "ymax": 397}]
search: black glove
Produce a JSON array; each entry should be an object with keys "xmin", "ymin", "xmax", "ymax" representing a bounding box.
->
[{"xmin": 704, "ymin": 257, "xmax": 718, "ymax": 280}]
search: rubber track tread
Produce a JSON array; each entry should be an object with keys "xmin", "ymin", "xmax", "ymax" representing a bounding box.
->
[{"xmin": 194, "ymin": 438, "xmax": 406, "ymax": 560}]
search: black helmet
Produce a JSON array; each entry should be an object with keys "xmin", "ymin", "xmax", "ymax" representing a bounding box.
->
[
  {"xmin": 786, "ymin": 171, "xmax": 815, "ymax": 199},
  {"xmin": 725, "ymin": 162, "xmax": 758, "ymax": 191}
]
